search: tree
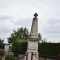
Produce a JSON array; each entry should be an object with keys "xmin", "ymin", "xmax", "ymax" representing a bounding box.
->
[
  {"xmin": 8, "ymin": 27, "xmax": 42, "ymax": 44},
  {"xmin": 8, "ymin": 27, "xmax": 29, "ymax": 44},
  {"xmin": 38, "ymin": 33, "xmax": 41, "ymax": 41},
  {"xmin": 0, "ymin": 38, "xmax": 4, "ymax": 49}
]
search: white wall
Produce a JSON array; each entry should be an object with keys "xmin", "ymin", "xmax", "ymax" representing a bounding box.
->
[{"xmin": 4, "ymin": 44, "xmax": 9, "ymax": 51}]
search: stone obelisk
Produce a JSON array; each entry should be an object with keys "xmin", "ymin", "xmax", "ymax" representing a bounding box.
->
[{"xmin": 26, "ymin": 13, "xmax": 39, "ymax": 60}]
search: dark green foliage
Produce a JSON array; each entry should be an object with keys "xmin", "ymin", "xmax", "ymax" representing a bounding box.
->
[
  {"xmin": 8, "ymin": 27, "xmax": 29, "ymax": 44},
  {"xmin": 5, "ymin": 55, "xmax": 15, "ymax": 60},
  {"xmin": 38, "ymin": 43, "xmax": 60, "ymax": 57},
  {"xmin": 12, "ymin": 40, "xmax": 27, "ymax": 56},
  {"xmin": 12, "ymin": 40, "xmax": 60, "ymax": 57},
  {"xmin": 38, "ymin": 33, "xmax": 41, "ymax": 41},
  {"xmin": 8, "ymin": 27, "xmax": 42, "ymax": 44},
  {"xmin": 0, "ymin": 38, "xmax": 4, "ymax": 49}
]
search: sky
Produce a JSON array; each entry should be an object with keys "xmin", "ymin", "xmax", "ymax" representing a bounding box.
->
[{"xmin": 0, "ymin": 0, "xmax": 60, "ymax": 43}]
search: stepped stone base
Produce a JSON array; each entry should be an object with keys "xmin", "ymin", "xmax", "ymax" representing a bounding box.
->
[{"xmin": 24, "ymin": 50, "xmax": 39, "ymax": 60}]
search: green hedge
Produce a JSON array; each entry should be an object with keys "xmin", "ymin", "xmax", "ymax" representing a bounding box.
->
[
  {"xmin": 5, "ymin": 55, "xmax": 15, "ymax": 60},
  {"xmin": 12, "ymin": 41, "xmax": 60, "ymax": 57},
  {"xmin": 12, "ymin": 40, "xmax": 27, "ymax": 56},
  {"xmin": 38, "ymin": 43, "xmax": 60, "ymax": 57}
]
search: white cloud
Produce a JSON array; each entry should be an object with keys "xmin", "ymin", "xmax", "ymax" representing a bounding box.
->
[
  {"xmin": 42, "ymin": 18, "xmax": 60, "ymax": 42},
  {"xmin": 0, "ymin": 0, "xmax": 60, "ymax": 43}
]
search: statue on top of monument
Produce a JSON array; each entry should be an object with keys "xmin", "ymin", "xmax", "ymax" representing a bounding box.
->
[{"xmin": 34, "ymin": 13, "xmax": 38, "ymax": 18}]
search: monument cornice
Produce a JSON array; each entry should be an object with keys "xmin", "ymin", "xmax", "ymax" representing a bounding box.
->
[{"xmin": 29, "ymin": 38, "xmax": 39, "ymax": 41}]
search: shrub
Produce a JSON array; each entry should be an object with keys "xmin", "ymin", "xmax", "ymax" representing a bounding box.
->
[
  {"xmin": 5, "ymin": 55, "xmax": 15, "ymax": 60},
  {"xmin": 12, "ymin": 40, "xmax": 27, "ymax": 56}
]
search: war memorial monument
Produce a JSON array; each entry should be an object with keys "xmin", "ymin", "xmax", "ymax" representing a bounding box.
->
[{"xmin": 25, "ymin": 13, "xmax": 39, "ymax": 60}]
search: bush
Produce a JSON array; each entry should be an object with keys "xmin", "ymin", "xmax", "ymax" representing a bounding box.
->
[
  {"xmin": 12, "ymin": 40, "xmax": 27, "ymax": 56},
  {"xmin": 5, "ymin": 55, "xmax": 15, "ymax": 60}
]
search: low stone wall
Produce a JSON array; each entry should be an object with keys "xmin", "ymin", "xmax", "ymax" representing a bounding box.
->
[
  {"xmin": 39, "ymin": 55, "xmax": 58, "ymax": 60},
  {"xmin": 39, "ymin": 57, "xmax": 56, "ymax": 60},
  {"xmin": 4, "ymin": 51, "xmax": 13, "ymax": 55},
  {"xmin": 40, "ymin": 57, "xmax": 56, "ymax": 60}
]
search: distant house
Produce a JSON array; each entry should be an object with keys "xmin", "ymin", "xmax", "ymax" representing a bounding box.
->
[
  {"xmin": 4, "ymin": 43, "xmax": 13, "ymax": 55},
  {"xmin": 4, "ymin": 43, "xmax": 10, "ymax": 52}
]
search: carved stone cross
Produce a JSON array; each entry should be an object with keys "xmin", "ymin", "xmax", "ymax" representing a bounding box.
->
[{"xmin": 34, "ymin": 13, "xmax": 38, "ymax": 18}]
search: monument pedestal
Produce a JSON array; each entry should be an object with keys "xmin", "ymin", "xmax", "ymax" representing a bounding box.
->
[
  {"xmin": 27, "ymin": 40, "xmax": 39, "ymax": 60},
  {"xmin": 28, "ymin": 51, "xmax": 38, "ymax": 60},
  {"xmin": 25, "ymin": 50, "xmax": 39, "ymax": 60},
  {"xmin": 26, "ymin": 51, "xmax": 38, "ymax": 60}
]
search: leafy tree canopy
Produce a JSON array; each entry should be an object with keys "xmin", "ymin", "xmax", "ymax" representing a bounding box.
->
[
  {"xmin": 8, "ymin": 27, "xmax": 29, "ymax": 44},
  {"xmin": 8, "ymin": 27, "xmax": 42, "ymax": 44}
]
